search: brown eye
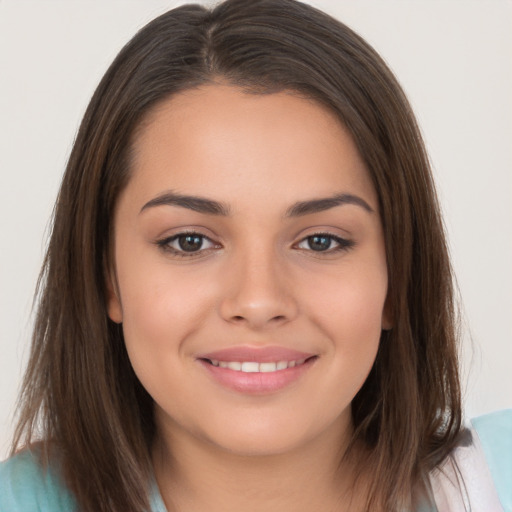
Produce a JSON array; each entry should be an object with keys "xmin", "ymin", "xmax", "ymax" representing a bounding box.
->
[
  {"xmin": 296, "ymin": 233, "xmax": 355, "ymax": 253},
  {"xmin": 306, "ymin": 235, "xmax": 333, "ymax": 251},
  {"xmin": 157, "ymin": 232, "xmax": 218, "ymax": 256},
  {"xmin": 177, "ymin": 234, "xmax": 204, "ymax": 252}
]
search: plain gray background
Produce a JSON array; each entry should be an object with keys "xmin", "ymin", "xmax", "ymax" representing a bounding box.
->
[{"xmin": 1, "ymin": 0, "xmax": 511, "ymax": 458}]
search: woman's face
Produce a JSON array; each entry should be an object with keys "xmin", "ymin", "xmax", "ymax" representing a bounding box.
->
[{"xmin": 108, "ymin": 84, "xmax": 390, "ymax": 456}]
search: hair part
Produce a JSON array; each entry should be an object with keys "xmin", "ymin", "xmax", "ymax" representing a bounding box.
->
[{"xmin": 12, "ymin": 1, "xmax": 462, "ymax": 510}]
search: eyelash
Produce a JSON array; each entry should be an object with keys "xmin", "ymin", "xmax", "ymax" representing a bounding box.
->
[
  {"xmin": 155, "ymin": 231, "xmax": 355, "ymax": 258},
  {"xmin": 155, "ymin": 231, "xmax": 219, "ymax": 258}
]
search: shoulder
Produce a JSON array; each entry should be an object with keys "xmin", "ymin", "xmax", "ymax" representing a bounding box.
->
[
  {"xmin": 0, "ymin": 446, "xmax": 77, "ymax": 512},
  {"xmin": 471, "ymin": 409, "xmax": 512, "ymax": 511},
  {"xmin": 428, "ymin": 409, "xmax": 512, "ymax": 512}
]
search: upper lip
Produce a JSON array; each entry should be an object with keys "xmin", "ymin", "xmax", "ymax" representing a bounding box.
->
[{"xmin": 197, "ymin": 346, "xmax": 316, "ymax": 363}]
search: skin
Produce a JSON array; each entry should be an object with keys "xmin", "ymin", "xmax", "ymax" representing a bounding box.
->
[{"xmin": 107, "ymin": 84, "xmax": 390, "ymax": 512}]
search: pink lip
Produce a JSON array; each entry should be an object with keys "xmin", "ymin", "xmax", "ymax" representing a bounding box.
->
[
  {"xmin": 196, "ymin": 346, "xmax": 318, "ymax": 394},
  {"xmin": 197, "ymin": 346, "xmax": 315, "ymax": 363}
]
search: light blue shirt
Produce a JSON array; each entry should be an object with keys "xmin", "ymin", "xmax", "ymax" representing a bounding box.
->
[
  {"xmin": 472, "ymin": 410, "xmax": 512, "ymax": 511},
  {"xmin": 1, "ymin": 410, "xmax": 511, "ymax": 511}
]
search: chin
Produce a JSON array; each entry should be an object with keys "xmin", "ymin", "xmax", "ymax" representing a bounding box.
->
[
  {"xmin": 208, "ymin": 429, "xmax": 311, "ymax": 458},
  {"xmin": 195, "ymin": 409, "xmax": 346, "ymax": 458}
]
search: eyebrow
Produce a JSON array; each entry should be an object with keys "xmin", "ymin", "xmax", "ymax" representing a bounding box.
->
[
  {"xmin": 140, "ymin": 191, "xmax": 231, "ymax": 216},
  {"xmin": 140, "ymin": 191, "xmax": 373, "ymax": 217},
  {"xmin": 285, "ymin": 193, "xmax": 374, "ymax": 217}
]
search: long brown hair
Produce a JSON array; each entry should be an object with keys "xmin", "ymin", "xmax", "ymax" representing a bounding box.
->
[{"xmin": 12, "ymin": 0, "xmax": 462, "ymax": 510}]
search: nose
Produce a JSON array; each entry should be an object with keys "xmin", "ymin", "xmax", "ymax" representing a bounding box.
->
[{"xmin": 219, "ymin": 247, "xmax": 298, "ymax": 330}]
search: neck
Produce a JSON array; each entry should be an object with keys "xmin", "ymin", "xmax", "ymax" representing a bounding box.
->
[{"xmin": 152, "ymin": 413, "xmax": 367, "ymax": 512}]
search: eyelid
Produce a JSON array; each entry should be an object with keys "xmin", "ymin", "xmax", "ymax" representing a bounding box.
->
[
  {"xmin": 293, "ymin": 231, "xmax": 355, "ymax": 254},
  {"xmin": 154, "ymin": 228, "xmax": 355, "ymax": 258},
  {"xmin": 155, "ymin": 230, "xmax": 221, "ymax": 257}
]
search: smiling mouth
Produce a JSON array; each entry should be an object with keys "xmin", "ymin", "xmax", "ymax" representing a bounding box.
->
[{"xmin": 200, "ymin": 356, "xmax": 318, "ymax": 373}]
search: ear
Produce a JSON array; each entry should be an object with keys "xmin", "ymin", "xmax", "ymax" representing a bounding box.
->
[
  {"xmin": 105, "ymin": 268, "xmax": 123, "ymax": 324},
  {"xmin": 381, "ymin": 294, "xmax": 393, "ymax": 331}
]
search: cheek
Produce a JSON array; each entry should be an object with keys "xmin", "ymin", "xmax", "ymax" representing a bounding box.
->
[
  {"xmin": 115, "ymin": 259, "xmax": 215, "ymax": 375},
  {"xmin": 302, "ymin": 262, "xmax": 387, "ymax": 379},
  {"xmin": 308, "ymin": 265, "xmax": 387, "ymax": 335},
  {"xmin": 117, "ymin": 276, "xmax": 211, "ymax": 420}
]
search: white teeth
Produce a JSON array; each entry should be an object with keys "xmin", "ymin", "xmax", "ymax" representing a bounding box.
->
[
  {"xmin": 208, "ymin": 358, "xmax": 311, "ymax": 373},
  {"xmin": 259, "ymin": 362, "xmax": 277, "ymax": 373},
  {"xmin": 241, "ymin": 362, "xmax": 260, "ymax": 373}
]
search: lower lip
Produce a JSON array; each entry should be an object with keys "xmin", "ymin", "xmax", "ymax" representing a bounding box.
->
[{"xmin": 198, "ymin": 357, "xmax": 317, "ymax": 394}]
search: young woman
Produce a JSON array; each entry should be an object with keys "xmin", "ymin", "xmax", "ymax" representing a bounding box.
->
[{"xmin": 1, "ymin": 1, "xmax": 510, "ymax": 511}]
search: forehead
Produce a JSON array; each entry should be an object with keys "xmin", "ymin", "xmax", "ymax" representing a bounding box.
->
[{"xmin": 126, "ymin": 84, "xmax": 377, "ymax": 212}]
